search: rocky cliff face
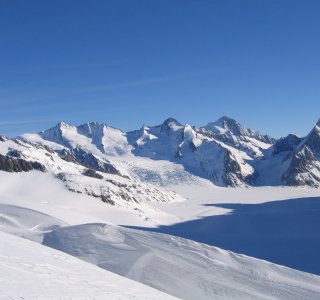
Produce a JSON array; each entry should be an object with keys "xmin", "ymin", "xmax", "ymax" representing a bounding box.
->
[
  {"xmin": 272, "ymin": 134, "xmax": 302, "ymax": 155},
  {"xmin": 0, "ymin": 154, "xmax": 46, "ymax": 173},
  {"xmin": 280, "ymin": 121, "xmax": 320, "ymax": 187},
  {"xmin": 282, "ymin": 146, "xmax": 320, "ymax": 187}
]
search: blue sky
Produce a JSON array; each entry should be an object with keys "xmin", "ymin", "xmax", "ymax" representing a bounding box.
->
[{"xmin": 1, "ymin": 0, "xmax": 320, "ymax": 137}]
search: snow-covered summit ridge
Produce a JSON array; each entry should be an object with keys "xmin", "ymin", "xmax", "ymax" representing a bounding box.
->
[
  {"xmin": 16, "ymin": 117, "xmax": 320, "ymax": 187},
  {"xmin": 204, "ymin": 116, "xmax": 275, "ymax": 144}
]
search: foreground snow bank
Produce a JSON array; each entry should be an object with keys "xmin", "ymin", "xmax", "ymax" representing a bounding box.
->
[
  {"xmin": 0, "ymin": 231, "xmax": 178, "ymax": 300},
  {"xmin": 43, "ymin": 223, "xmax": 320, "ymax": 300}
]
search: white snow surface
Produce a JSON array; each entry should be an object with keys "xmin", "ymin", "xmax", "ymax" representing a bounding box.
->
[
  {"xmin": 0, "ymin": 230, "xmax": 177, "ymax": 300},
  {"xmin": 43, "ymin": 223, "xmax": 320, "ymax": 300},
  {"xmin": 1, "ymin": 171, "xmax": 320, "ymax": 299}
]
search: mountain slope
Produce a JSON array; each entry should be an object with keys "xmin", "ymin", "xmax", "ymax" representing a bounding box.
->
[{"xmin": 0, "ymin": 136, "xmax": 185, "ymax": 220}]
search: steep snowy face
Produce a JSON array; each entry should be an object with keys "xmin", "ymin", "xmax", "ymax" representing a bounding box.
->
[
  {"xmin": 21, "ymin": 122, "xmax": 131, "ymax": 175},
  {"xmin": 202, "ymin": 116, "xmax": 275, "ymax": 159},
  {"xmin": 280, "ymin": 120, "xmax": 320, "ymax": 187},
  {"xmin": 78, "ymin": 122, "xmax": 131, "ymax": 156},
  {"xmin": 40, "ymin": 121, "xmax": 131, "ymax": 157},
  {"xmin": 40, "ymin": 121, "xmax": 75, "ymax": 147},
  {"xmin": 159, "ymin": 118, "xmax": 184, "ymax": 136},
  {"xmin": 128, "ymin": 118, "xmax": 255, "ymax": 187},
  {"xmin": 127, "ymin": 118, "xmax": 185, "ymax": 160},
  {"xmin": 302, "ymin": 120, "xmax": 320, "ymax": 157},
  {"xmin": 205, "ymin": 116, "xmax": 275, "ymax": 144},
  {"xmin": 272, "ymin": 134, "xmax": 302, "ymax": 155},
  {"xmin": 282, "ymin": 145, "xmax": 320, "ymax": 187}
]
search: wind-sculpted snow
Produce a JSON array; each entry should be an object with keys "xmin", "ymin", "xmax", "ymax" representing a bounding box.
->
[
  {"xmin": 1, "ymin": 173, "xmax": 320, "ymax": 299},
  {"xmin": 0, "ymin": 204, "xmax": 67, "ymax": 242},
  {"xmin": 0, "ymin": 231, "xmax": 178, "ymax": 300},
  {"xmin": 42, "ymin": 223, "xmax": 320, "ymax": 300}
]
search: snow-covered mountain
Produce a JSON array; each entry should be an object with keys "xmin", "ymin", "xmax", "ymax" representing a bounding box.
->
[
  {"xmin": 12, "ymin": 116, "xmax": 320, "ymax": 188},
  {"xmin": 0, "ymin": 135, "xmax": 184, "ymax": 220},
  {"xmin": 0, "ymin": 116, "xmax": 319, "ymax": 205},
  {"xmin": 0, "ymin": 130, "xmax": 320, "ymax": 299}
]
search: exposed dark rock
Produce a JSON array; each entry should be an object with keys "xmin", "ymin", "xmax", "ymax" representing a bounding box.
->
[
  {"xmin": 58, "ymin": 148, "xmax": 121, "ymax": 175},
  {"xmin": 303, "ymin": 121, "xmax": 320, "ymax": 157},
  {"xmin": 160, "ymin": 118, "xmax": 183, "ymax": 135},
  {"xmin": 282, "ymin": 146, "xmax": 320, "ymax": 187},
  {"xmin": 100, "ymin": 195, "xmax": 115, "ymax": 205},
  {"xmin": 273, "ymin": 134, "xmax": 302, "ymax": 155},
  {"xmin": 82, "ymin": 169, "xmax": 104, "ymax": 179},
  {"xmin": 6, "ymin": 149, "xmax": 22, "ymax": 158},
  {"xmin": 223, "ymin": 151, "xmax": 244, "ymax": 187},
  {"xmin": 59, "ymin": 149, "xmax": 77, "ymax": 163},
  {"xmin": 0, "ymin": 154, "xmax": 46, "ymax": 173}
]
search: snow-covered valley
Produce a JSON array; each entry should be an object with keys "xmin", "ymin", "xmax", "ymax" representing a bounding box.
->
[
  {"xmin": 1, "ymin": 117, "xmax": 320, "ymax": 299},
  {"xmin": 1, "ymin": 171, "xmax": 320, "ymax": 299}
]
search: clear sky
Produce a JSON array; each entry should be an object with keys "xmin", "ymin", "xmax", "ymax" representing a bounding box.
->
[{"xmin": 1, "ymin": 0, "xmax": 320, "ymax": 137}]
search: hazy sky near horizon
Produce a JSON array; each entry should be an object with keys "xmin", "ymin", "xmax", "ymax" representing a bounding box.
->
[{"xmin": 1, "ymin": 0, "xmax": 320, "ymax": 137}]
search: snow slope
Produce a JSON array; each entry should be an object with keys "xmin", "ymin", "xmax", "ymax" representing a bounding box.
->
[
  {"xmin": 43, "ymin": 223, "xmax": 320, "ymax": 300},
  {"xmin": 1, "ymin": 172, "xmax": 320, "ymax": 300},
  {"xmin": 0, "ymin": 231, "xmax": 178, "ymax": 300}
]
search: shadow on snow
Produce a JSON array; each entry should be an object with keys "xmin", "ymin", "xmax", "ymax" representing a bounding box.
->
[{"xmin": 125, "ymin": 197, "xmax": 320, "ymax": 275}]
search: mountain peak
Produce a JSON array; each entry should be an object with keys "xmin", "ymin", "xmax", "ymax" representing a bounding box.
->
[
  {"xmin": 204, "ymin": 116, "xmax": 241, "ymax": 135},
  {"xmin": 40, "ymin": 121, "xmax": 72, "ymax": 134},
  {"xmin": 160, "ymin": 118, "xmax": 183, "ymax": 135},
  {"xmin": 214, "ymin": 116, "xmax": 239, "ymax": 129},
  {"xmin": 56, "ymin": 121, "xmax": 71, "ymax": 129},
  {"xmin": 161, "ymin": 117, "xmax": 182, "ymax": 126}
]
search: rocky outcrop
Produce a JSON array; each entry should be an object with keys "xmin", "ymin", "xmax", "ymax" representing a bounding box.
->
[
  {"xmin": 59, "ymin": 148, "xmax": 121, "ymax": 175},
  {"xmin": 0, "ymin": 154, "xmax": 46, "ymax": 173},
  {"xmin": 82, "ymin": 169, "xmax": 104, "ymax": 179},
  {"xmin": 282, "ymin": 146, "xmax": 320, "ymax": 187},
  {"xmin": 272, "ymin": 134, "xmax": 302, "ymax": 155}
]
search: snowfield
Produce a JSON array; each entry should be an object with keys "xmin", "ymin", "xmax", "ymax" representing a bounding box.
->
[
  {"xmin": 1, "ymin": 171, "xmax": 320, "ymax": 299},
  {"xmin": 43, "ymin": 223, "xmax": 320, "ymax": 300},
  {"xmin": 0, "ymin": 231, "xmax": 178, "ymax": 300}
]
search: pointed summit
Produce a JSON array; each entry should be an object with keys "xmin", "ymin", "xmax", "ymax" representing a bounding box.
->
[
  {"xmin": 204, "ymin": 116, "xmax": 275, "ymax": 144},
  {"xmin": 204, "ymin": 116, "xmax": 243, "ymax": 135},
  {"xmin": 161, "ymin": 117, "xmax": 182, "ymax": 127},
  {"xmin": 77, "ymin": 122, "xmax": 106, "ymax": 137},
  {"xmin": 302, "ymin": 119, "xmax": 320, "ymax": 155},
  {"xmin": 51, "ymin": 121, "xmax": 72, "ymax": 131},
  {"xmin": 160, "ymin": 118, "xmax": 183, "ymax": 135},
  {"xmin": 214, "ymin": 116, "xmax": 238, "ymax": 129},
  {"xmin": 37, "ymin": 121, "xmax": 76, "ymax": 147}
]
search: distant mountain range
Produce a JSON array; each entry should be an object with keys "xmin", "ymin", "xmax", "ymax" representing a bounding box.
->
[{"xmin": 1, "ymin": 116, "xmax": 320, "ymax": 205}]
